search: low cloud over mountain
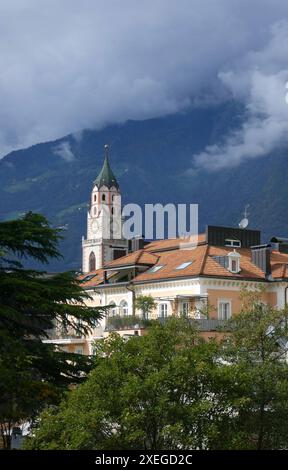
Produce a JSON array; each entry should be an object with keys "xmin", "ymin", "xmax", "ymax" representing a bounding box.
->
[
  {"xmin": 193, "ymin": 21, "xmax": 288, "ymax": 170},
  {"xmin": 1, "ymin": 0, "xmax": 288, "ymax": 169}
]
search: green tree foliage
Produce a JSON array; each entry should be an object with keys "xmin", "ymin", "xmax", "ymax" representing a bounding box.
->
[
  {"xmin": 25, "ymin": 319, "xmax": 230, "ymax": 450},
  {"xmin": 0, "ymin": 212, "xmax": 105, "ymax": 448},
  {"xmin": 135, "ymin": 295, "xmax": 157, "ymax": 319},
  {"xmin": 25, "ymin": 292, "xmax": 288, "ymax": 450},
  {"xmin": 218, "ymin": 290, "xmax": 288, "ymax": 450}
]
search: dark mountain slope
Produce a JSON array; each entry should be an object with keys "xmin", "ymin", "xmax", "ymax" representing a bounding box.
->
[{"xmin": 0, "ymin": 100, "xmax": 287, "ymax": 270}]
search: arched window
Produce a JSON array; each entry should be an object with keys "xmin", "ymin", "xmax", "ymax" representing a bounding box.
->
[
  {"xmin": 120, "ymin": 300, "xmax": 128, "ymax": 316},
  {"xmin": 89, "ymin": 252, "xmax": 96, "ymax": 271},
  {"xmin": 111, "ymin": 207, "xmax": 114, "ymax": 215},
  {"xmin": 109, "ymin": 301, "xmax": 117, "ymax": 316},
  {"xmin": 102, "ymin": 194, "xmax": 106, "ymax": 202},
  {"xmin": 94, "ymin": 194, "xmax": 97, "ymax": 202}
]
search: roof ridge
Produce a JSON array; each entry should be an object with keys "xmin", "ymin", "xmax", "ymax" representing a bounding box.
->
[
  {"xmin": 135, "ymin": 249, "xmax": 144, "ymax": 264},
  {"xmin": 199, "ymin": 244, "xmax": 209, "ymax": 275}
]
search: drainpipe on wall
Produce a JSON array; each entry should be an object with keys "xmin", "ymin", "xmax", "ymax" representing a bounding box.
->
[{"xmin": 126, "ymin": 283, "xmax": 135, "ymax": 316}]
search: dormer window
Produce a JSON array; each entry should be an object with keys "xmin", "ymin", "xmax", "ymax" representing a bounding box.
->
[
  {"xmin": 227, "ymin": 250, "xmax": 241, "ymax": 273},
  {"xmin": 231, "ymin": 259, "xmax": 237, "ymax": 272},
  {"xmin": 225, "ymin": 239, "xmax": 241, "ymax": 248}
]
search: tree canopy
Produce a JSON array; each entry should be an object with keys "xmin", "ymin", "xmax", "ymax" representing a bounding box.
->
[
  {"xmin": 26, "ymin": 295, "xmax": 288, "ymax": 450},
  {"xmin": 135, "ymin": 295, "xmax": 157, "ymax": 319},
  {"xmin": 0, "ymin": 212, "xmax": 105, "ymax": 448}
]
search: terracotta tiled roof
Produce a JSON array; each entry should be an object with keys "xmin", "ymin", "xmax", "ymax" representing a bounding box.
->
[
  {"xmin": 79, "ymin": 235, "xmax": 288, "ymax": 287},
  {"xmin": 270, "ymin": 251, "xmax": 288, "ymax": 279},
  {"xmin": 203, "ymin": 246, "xmax": 265, "ymax": 279},
  {"xmin": 144, "ymin": 233, "xmax": 206, "ymax": 252},
  {"xmin": 132, "ymin": 245, "xmax": 271, "ymax": 283},
  {"xmin": 104, "ymin": 250, "xmax": 159, "ymax": 268},
  {"xmin": 78, "ymin": 269, "xmax": 118, "ymax": 287},
  {"xmin": 133, "ymin": 244, "xmax": 207, "ymax": 282}
]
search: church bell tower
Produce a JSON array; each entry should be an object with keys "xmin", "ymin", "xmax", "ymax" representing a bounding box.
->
[{"xmin": 82, "ymin": 145, "xmax": 128, "ymax": 273}]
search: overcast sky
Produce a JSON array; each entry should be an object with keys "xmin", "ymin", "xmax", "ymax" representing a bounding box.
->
[{"xmin": 1, "ymin": 0, "xmax": 288, "ymax": 169}]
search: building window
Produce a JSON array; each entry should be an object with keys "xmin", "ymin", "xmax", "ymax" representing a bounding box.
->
[
  {"xmin": 218, "ymin": 300, "xmax": 231, "ymax": 320},
  {"xmin": 175, "ymin": 261, "xmax": 193, "ymax": 270},
  {"xmin": 94, "ymin": 194, "xmax": 97, "ymax": 202},
  {"xmin": 111, "ymin": 207, "xmax": 114, "ymax": 215},
  {"xmin": 180, "ymin": 301, "xmax": 189, "ymax": 317},
  {"xmin": 94, "ymin": 206, "xmax": 97, "ymax": 215},
  {"xmin": 89, "ymin": 251, "xmax": 96, "ymax": 271},
  {"xmin": 158, "ymin": 303, "xmax": 168, "ymax": 318},
  {"xmin": 92, "ymin": 317, "xmax": 99, "ymax": 327},
  {"xmin": 113, "ymin": 249, "xmax": 126, "ymax": 260},
  {"xmin": 102, "ymin": 194, "xmax": 106, "ymax": 202},
  {"xmin": 91, "ymin": 345, "xmax": 97, "ymax": 355},
  {"xmin": 225, "ymin": 239, "xmax": 241, "ymax": 248},
  {"xmin": 75, "ymin": 346, "xmax": 84, "ymax": 355},
  {"xmin": 109, "ymin": 301, "xmax": 117, "ymax": 316},
  {"xmin": 60, "ymin": 323, "xmax": 68, "ymax": 336},
  {"xmin": 75, "ymin": 319, "xmax": 82, "ymax": 337},
  {"xmin": 120, "ymin": 300, "xmax": 128, "ymax": 316}
]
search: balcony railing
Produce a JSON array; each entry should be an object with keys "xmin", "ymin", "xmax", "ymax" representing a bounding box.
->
[
  {"xmin": 105, "ymin": 315, "xmax": 152, "ymax": 332},
  {"xmin": 105, "ymin": 315, "xmax": 230, "ymax": 332},
  {"xmin": 157, "ymin": 317, "xmax": 230, "ymax": 331},
  {"xmin": 44, "ymin": 328, "xmax": 84, "ymax": 341}
]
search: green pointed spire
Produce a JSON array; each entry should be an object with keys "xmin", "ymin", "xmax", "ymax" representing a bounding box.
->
[{"xmin": 93, "ymin": 145, "xmax": 119, "ymax": 190}]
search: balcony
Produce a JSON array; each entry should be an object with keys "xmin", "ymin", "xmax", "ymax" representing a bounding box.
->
[
  {"xmin": 43, "ymin": 327, "xmax": 86, "ymax": 345},
  {"xmin": 157, "ymin": 317, "xmax": 230, "ymax": 331},
  {"xmin": 105, "ymin": 315, "xmax": 152, "ymax": 332},
  {"xmin": 105, "ymin": 315, "xmax": 230, "ymax": 333},
  {"xmin": 193, "ymin": 318, "xmax": 230, "ymax": 331}
]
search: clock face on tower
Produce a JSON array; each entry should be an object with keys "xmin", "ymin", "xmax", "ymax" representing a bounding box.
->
[{"xmin": 91, "ymin": 219, "xmax": 100, "ymax": 234}]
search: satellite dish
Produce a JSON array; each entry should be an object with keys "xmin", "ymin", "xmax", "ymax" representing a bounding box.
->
[
  {"xmin": 239, "ymin": 217, "xmax": 249, "ymax": 229},
  {"xmin": 238, "ymin": 204, "xmax": 250, "ymax": 229}
]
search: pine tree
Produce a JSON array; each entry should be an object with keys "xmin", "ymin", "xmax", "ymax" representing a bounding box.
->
[{"xmin": 0, "ymin": 212, "xmax": 105, "ymax": 449}]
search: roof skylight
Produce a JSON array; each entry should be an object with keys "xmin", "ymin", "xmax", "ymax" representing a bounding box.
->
[
  {"xmin": 148, "ymin": 265, "xmax": 165, "ymax": 273},
  {"xmin": 175, "ymin": 261, "xmax": 193, "ymax": 270},
  {"xmin": 80, "ymin": 274, "xmax": 97, "ymax": 283}
]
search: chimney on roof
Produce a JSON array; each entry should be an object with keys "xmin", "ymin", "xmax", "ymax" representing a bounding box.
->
[
  {"xmin": 251, "ymin": 244, "xmax": 271, "ymax": 277},
  {"xmin": 270, "ymin": 237, "xmax": 288, "ymax": 254},
  {"xmin": 129, "ymin": 237, "xmax": 147, "ymax": 253}
]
